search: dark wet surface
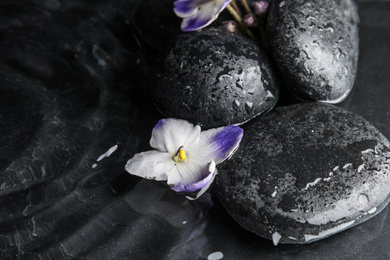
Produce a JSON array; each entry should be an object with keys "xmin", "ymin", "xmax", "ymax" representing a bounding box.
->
[
  {"xmin": 216, "ymin": 103, "xmax": 390, "ymax": 245},
  {"xmin": 267, "ymin": 0, "xmax": 359, "ymax": 102},
  {"xmin": 0, "ymin": 0, "xmax": 389, "ymax": 259},
  {"xmin": 150, "ymin": 28, "xmax": 279, "ymax": 128}
]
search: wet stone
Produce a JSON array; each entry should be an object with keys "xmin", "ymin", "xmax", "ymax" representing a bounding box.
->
[
  {"xmin": 215, "ymin": 103, "xmax": 390, "ymax": 244},
  {"xmin": 149, "ymin": 28, "xmax": 279, "ymax": 128},
  {"xmin": 267, "ymin": 0, "xmax": 359, "ymax": 103}
]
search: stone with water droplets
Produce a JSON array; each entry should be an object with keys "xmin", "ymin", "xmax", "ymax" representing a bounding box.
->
[
  {"xmin": 149, "ymin": 28, "xmax": 279, "ymax": 128},
  {"xmin": 267, "ymin": 0, "xmax": 359, "ymax": 103},
  {"xmin": 215, "ymin": 103, "xmax": 390, "ymax": 244}
]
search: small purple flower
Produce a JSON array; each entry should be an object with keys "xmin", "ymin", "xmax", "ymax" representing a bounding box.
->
[
  {"xmin": 244, "ymin": 13, "xmax": 257, "ymax": 27},
  {"xmin": 125, "ymin": 118, "xmax": 243, "ymax": 196},
  {"xmin": 253, "ymin": 1, "xmax": 269, "ymax": 16},
  {"xmin": 174, "ymin": 0, "xmax": 233, "ymax": 31}
]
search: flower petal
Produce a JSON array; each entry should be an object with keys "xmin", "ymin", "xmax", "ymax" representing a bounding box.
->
[
  {"xmin": 186, "ymin": 168, "xmax": 217, "ymax": 200},
  {"xmin": 189, "ymin": 125, "xmax": 243, "ymax": 164},
  {"xmin": 180, "ymin": 0, "xmax": 233, "ymax": 31},
  {"xmin": 168, "ymin": 161, "xmax": 216, "ymax": 192},
  {"xmin": 150, "ymin": 118, "xmax": 201, "ymax": 153},
  {"xmin": 173, "ymin": 0, "xmax": 200, "ymax": 18},
  {"xmin": 216, "ymin": 0, "xmax": 233, "ymax": 14},
  {"xmin": 125, "ymin": 151, "xmax": 174, "ymax": 181}
]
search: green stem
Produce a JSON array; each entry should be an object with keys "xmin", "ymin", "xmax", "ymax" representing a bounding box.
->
[
  {"xmin": 231, "ymin": 0, "xmax": 242, "ymax": 17},
  {"xmin": 226, "ymin": 4, "xmax": 257, "ymax": 42},
  {"xmin": 226, "ymin": 4, "xmax": 242, "ymax": 23},
  {"xmin": 240, "ymin": 0, "xmax": 252, "ymax": 14}
]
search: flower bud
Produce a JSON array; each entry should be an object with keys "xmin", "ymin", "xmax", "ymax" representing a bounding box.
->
[
  {"xmin": 244, "ymin": 13, "xmax": 258, "ymax": 27},
  {"xmin": 253, "ymin": 1, "xmax": 269, "ymax": 16},
  {"xmin": 221, "ymin": 21, "xmax": 238, "ymax": 33}
]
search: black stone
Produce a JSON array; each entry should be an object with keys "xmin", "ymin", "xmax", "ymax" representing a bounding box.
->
[
  {"xmin": 267, "ymin": 0, "xmax": 359, "ymax": 103},
  {"xmin": 215, "ymin": 103, "xmax": 390, "ymax": 244},
  {"xmin": 150, "ymin": 28, "xmax": 279, "ymax": 128}
]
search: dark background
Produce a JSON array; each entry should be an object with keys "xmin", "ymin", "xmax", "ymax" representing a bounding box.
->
[{"xmin": 0, "ymin": 0, "xmax": 389, "ymax": 259}]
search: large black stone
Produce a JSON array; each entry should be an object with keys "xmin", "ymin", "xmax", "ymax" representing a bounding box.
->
[
  {"xmin": 215, "ymin": 103, "xmax": 390, "ymax": 244},
  {"xmin": 267, "ymin": 0, "xmax": 359, "ymax": 103},
  {"xmin": 150, "ymin": 28, "xmax": 279, "ymax": 128}
]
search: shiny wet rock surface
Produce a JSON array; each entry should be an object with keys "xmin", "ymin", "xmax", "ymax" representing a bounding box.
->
[
  {"xmin": 267, "ymin": 0, "xmax": 359, "ymax": 103},
  {"xmin": 150, "ymin": 28, "xmax": 279, "ymax": 128},
  {"xmin": 0, "ymin": 0, "xmax": 390, "ymax": 259},
  {"xmin": 215, "ymin": 103, "xmax": 390, "ymax": 244}
]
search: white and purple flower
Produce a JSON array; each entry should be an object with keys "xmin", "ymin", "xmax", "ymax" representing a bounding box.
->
[
  {"xmin": 174, "ymin": 0, "xmax": 233, "ymax": 31},
  {"xmin": 125, "ymin": 118, "xmax": 243, "ymax": 196}
]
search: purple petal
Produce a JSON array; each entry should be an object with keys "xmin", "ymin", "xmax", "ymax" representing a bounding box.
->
[
  {"xmin": 174, "ymin": 0, "xmax": 198, "ymax": 18},
  {"xmin": 181, "ymin": 16, "xmax": 212, "ymax": 31},
  {"xmin": 219, "ymin": 0, "xmax": 233, "ymax": 13},
  {"xmin": 186, "ymin": 168, "xmax": 217, "ymax": 200},
  {"xmin": 212, "ymin": 125, "xmax": 244, "ymax": 159},
  {"xmin": 188, "ymin": 125, "xmax": 243, "ymax": 165},
  {"xmin": 154, "ymin": 119, "xmax": 164, "ymax": 129},
  {"xmin": 171, "ymin": 161, "xmax": 216, "ymax": 192},
  {"xmin": 180, "ymin": 0, "xmax": 232, "ymax": 31}
]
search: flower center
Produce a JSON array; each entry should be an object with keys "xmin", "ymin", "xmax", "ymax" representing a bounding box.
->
[{"xmin": 174, "ymin": 146, "xmax": 187, "ymax": 162}]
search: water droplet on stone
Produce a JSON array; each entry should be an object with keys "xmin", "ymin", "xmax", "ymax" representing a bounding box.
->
[
  {"xmin": 247, "ymin": 86, "xmax": 256, "ymax": 94},
  {"xmin": 218, "ymin": 74, "xmax": 232, "ymax": 82},
  {"xmin": 236, "ymin": 79, "xmax": 244, "ymax": 89},
  {"xmin": 368, "ymin": 207, "xmax": 377, "ymax": 214},
  {"xmin": 265, "ymin": 90, "xmax": 274, "ymax": 101},
  {"xmin": 324, "ymin": 24, "xmax": 334, "ymax": 33},
  {"xmin": 272, "ymin": 232, "xmax": 282, "ymax": 246},
  {"xmin": 358, "ymin": 194, "xmax": 369, "ymax": 205},
  {"xmin": 233, "ymin": 99, "xmax": 241, "ymax": 110},
  {"xmin": 342, "ymin": 66, "xmax": 349, "ymax": 76},
  {"xmin": 245, "ymin": 102, "xmax": 253, "ymax": 114},
  {"xmin": 302, "ymin": 50, "xmax": 310, "ymax": 60}
]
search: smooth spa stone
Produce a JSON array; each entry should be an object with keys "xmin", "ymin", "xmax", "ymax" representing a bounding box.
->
[
  {"xmin": 149, "ymin": 28, "xmax": 279, "ymax": 129},
  {"xmin": 215, "ymin": 103, "xmax": 390, "ymax": 245},
  {"xmin": 267, "ymin": 0, "xmax": 359, "ymax": 103}
]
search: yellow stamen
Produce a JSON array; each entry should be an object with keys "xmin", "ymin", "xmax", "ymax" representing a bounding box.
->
[
  {"xmin": 179, "ymin": 149, "xmax": 186, "ymax": 160},
  {"xmin": 173, "ymin": 146, "xmax": 187, "ymax": 162}
]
